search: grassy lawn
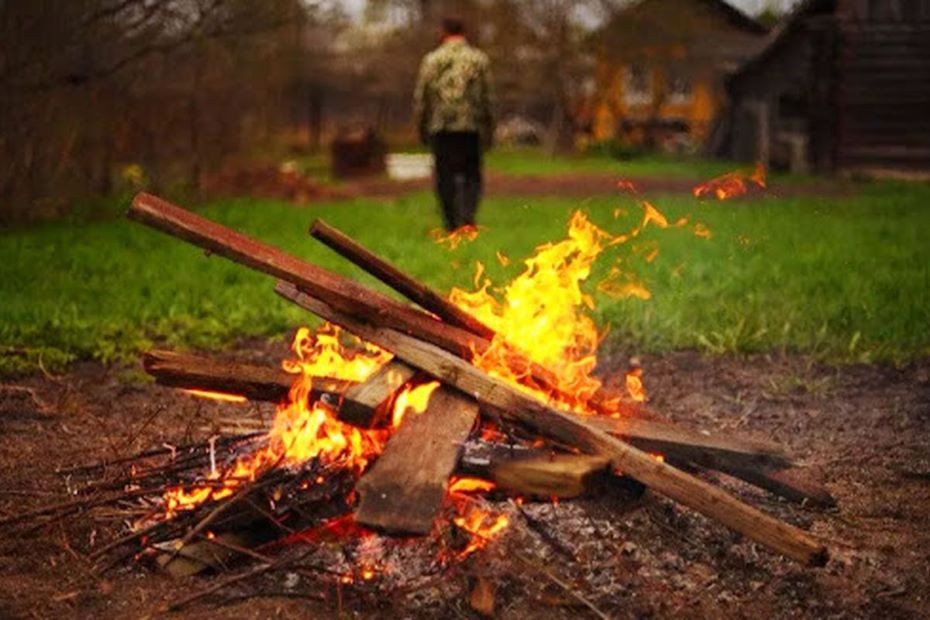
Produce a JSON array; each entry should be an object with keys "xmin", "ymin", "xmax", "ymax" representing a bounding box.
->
[
  {"xmin": 296, "ymin": 146, "xmax": 748, "ymax": 182},
  {"xmin": 485, "ymin": 147, "xmax": 742, "ymax": 179},
  {"xmin": 2, "ymin": 180, "xmax": 928, "ymax": 374}
]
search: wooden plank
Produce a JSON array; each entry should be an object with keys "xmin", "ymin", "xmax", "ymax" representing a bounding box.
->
[
  {"xmin": 142, "ymin": 349, "xmax": 350, "ymax": 403},
  {"xmin": 589, "ymin": 416, "xmax": 791, "ymax": 471},
  {"xmin": 276, "ymin": 281, "xmax": 828, "ymax": 566},
  {"xmin": 355, "ymin": 387, "xmax": 479, "ymax": 534}
]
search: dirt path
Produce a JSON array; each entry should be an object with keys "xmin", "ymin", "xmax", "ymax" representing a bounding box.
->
[{"xmin": 1, "ymin": 346, "xmax": 927, "ymax": 618}]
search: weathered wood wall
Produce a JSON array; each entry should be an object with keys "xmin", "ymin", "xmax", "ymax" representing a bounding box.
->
[
  {"xmin": 836, "ymin": 21, "xmax": 930, "ymax": 171},
  {"xmin": 719, "ymin": 0, "xmax": 930, "ymax": 174}
]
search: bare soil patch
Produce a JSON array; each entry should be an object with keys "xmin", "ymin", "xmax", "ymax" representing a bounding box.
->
[{"xmin": 1, "ymin": 344, "xmax": 927, "ymax": 618}]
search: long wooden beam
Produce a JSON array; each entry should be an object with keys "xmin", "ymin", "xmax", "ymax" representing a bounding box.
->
[{"xmin": 275, "ymin": 281, "xmax": 827, "ymax": 566}]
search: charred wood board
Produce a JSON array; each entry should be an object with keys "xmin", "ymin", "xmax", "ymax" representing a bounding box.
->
[{"xmin": 355, "ymin": 387, "xmax": 478, "ymax": 534}]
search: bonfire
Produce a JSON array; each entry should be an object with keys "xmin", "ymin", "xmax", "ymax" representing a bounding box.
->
[{"xmin": 0, "ymin": 175, "xmax": 832, "ymax": 613}]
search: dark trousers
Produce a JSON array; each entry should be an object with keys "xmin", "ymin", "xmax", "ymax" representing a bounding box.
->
[{"xmin": 432, "ymin": 131, "xmax": 482, "ymax": 231}]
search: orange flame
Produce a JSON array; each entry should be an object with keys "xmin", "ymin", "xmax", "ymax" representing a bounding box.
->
[
  {"xmin": 692, "ymin": 163, "xmax": 766, "ymax": 200},
  {"xmin": 449, "ymin": 206, "xmax": 670, "ymax": 413},
  {"xmin": 431, "ymin": 224, "xmax": 480, "ymax": 250},
  {"xmin": 390, "ymin": 381, "xmax": 440, "ymax": 428},
  {"xmin": 452, "ymin": 503, "xmax": 510, "ymax": 559},
  {"xmin": 182, "ymin": 389, "xmax": 247, "ymax": 403},
  {"xmin": 448, "ymin": 477, "xmax": 496, "ymax": 495},
  {"xmin": 624, "ymin": 367, "xmax": 646, "ymax": 403},
  {"xmin": 447, "ymin": 480, "xmax": 509, "ymax": 560},
  {"xmin": 163, "ymin": 325, "xmax": 395, "ymax": 518}
]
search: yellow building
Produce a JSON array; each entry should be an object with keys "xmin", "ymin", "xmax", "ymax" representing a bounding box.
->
[{"xmin": 590, "ymin": 0, "xmax": 768, "ymax": 150}]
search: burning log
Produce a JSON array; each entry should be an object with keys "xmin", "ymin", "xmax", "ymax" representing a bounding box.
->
[
  {"xmin": 275, "ymin": 282, "xmax": 828, "ymax": 566},
  {"xmin": 142, "ymin": 350, "xmax": 350, "ymax": 403},
  {"xmin": 310, "ymin": 218, "xmax": 630, "ymax": 415},
  {"xmin": 492, "ymin": 454, "xmax": 611, "ymax": 498},
  {"xmin": 142, "ymin": 350, "xmax": 412, "ymax": 428},
  {"xmin": 355, "ymin": 387, "xmax": 478, "ymax": 534},
  {"xmin": 144, "ymin": 348, "xmax": 835, "ymax": 506},
  {"xmin": 311, "ymin": 219, "xmax": 496, "ymax": 339}
]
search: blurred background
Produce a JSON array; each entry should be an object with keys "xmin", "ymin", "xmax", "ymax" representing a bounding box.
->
[{"xmin": 9, "ymin": 0, "xmax": 928, "ymax": 225}]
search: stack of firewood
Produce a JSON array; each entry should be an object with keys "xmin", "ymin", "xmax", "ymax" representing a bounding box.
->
[{"xmin": 127, "ymin": 192, "xmax": 831, "ymax": 567}]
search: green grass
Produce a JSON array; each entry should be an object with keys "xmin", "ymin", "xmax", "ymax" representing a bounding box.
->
[
  {"xmin": 2, "ymin": 181, "xmax": 929, "ymax": 374},
  {"xmin": 484, "ymin": 147, "xmax": 744, "ymax": 179}
]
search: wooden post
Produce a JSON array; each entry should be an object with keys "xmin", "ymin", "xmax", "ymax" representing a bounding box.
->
[{"xmin": 276, "ymin": 281, "xmax": 828, "ymax": 566}]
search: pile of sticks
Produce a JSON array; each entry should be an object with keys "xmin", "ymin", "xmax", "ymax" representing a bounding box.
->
[{"xmin": 127, "ymin": 192, "xmax": 831, "ymax": 567}]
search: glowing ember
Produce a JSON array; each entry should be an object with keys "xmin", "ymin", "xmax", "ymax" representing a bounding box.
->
[
  {"xmin": 625, "ymin": 367, "xmax": 646, "ymax": 403},
  {"xmin": 182, "ymin": 389, "xmax": 247, "ymax": 403},
  {"xmin": 446, "ymin": 478, "xmax": 509, "ymax": 560},
  {"xmin": 693, "ymin": 163, "xmax": 766, "ymax": 200},
  {"xmin": 448, "ymin": 477, "xmax": 496, "ymax": 495},
  {"xmin": 452, "ymin": 503, "xmax": 510, "ymax": 559},
  {"xmin": 431, "ymin": 224, "xmax": 480, "ymax": 250}
]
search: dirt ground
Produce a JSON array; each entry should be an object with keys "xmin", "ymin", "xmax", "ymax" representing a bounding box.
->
[{"xmin": 1, "ymin": 342, "xmax": 928, "ymax": 619}]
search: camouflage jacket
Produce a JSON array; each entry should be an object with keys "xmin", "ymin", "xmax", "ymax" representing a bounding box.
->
[{"xmin": 413, "ymin": 38, "xmax": 494, "ymax": 144}]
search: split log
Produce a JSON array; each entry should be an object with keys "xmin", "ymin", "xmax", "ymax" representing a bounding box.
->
[
  {"xmin": 355, "ymin": 387, "xmax": 478, "ymax": 534},
  {"xmin": 276, "ymin": 282, "xmax": 828, "ymax": 566},
  {"xmin": 492, "ymin": 454, "xmax": 610, "ymax": 498},
  {"xmin": 143, "ymin": 350, "xmax": 413, "ymax": 429}
]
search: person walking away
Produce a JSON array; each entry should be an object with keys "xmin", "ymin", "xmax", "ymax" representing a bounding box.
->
[{"xmin": 413, "ymin": 17, "xmax": 494, "ymax": 232}]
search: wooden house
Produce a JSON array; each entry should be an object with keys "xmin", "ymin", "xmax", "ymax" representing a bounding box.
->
[
  {"xmin": 713, "ymin": 0, "xmax": 930, "ymax": 175},
  {"xmin": 588, "ymin": 0, "xmax": 768, "ymax": 150}
]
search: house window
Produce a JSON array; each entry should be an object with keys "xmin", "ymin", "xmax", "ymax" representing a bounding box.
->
[
  {"xmin": 623, "ymin": 64, "xmax": 652, "ymax": 105},
  {"xmin": 668, "ymin": 70, "xmax": 692, "ymax": 103}
]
